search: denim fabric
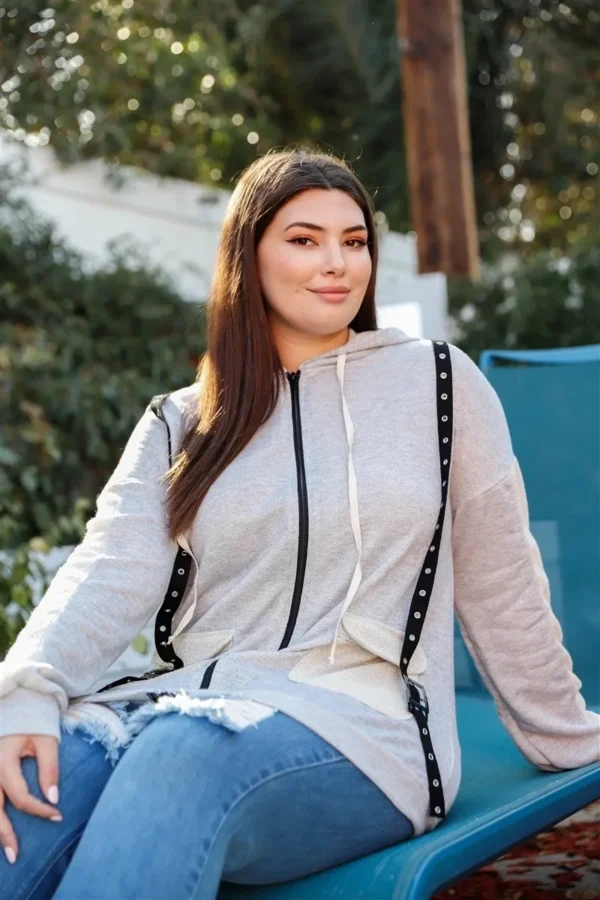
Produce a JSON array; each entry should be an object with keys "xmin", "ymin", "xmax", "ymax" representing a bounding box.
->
[{"xmin": 1, "ymin": 709, "xmax": 414, "ymax": 900}]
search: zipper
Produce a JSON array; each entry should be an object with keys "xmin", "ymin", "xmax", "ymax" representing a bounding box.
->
[
  {"xmin": 201, "ymin": 369, "xmax": 309, "ymax": 686},
  {"xmin": 279, "ymin": 370, "xmax": 309, "ymax": 649},
  {"xmin": 201, "ymin": 658, "xmax": 219, "ymax": 688}
]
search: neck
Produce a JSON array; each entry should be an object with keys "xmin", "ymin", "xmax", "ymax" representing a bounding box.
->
[{"xmin": 271, "ymin": 320, "xmax": 352, "ymax": 373}]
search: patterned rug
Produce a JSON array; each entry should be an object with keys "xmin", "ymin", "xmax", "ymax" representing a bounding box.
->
[{"xmin": 433, "ymin": 800, "xmax": 600, "ymax": 899}]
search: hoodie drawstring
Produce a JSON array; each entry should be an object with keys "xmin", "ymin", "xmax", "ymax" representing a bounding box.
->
[{"xmin": 328, "ymin": 352, "xmax": 364, "ymax": 665}]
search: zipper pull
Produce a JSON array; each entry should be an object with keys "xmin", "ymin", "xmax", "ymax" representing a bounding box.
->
[{"xmin": 286, "ymin": 370, "xmax": 301, "ymax": 383}]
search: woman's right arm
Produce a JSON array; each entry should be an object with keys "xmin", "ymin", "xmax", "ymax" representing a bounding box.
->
[{"xmin": 0, "ymin": 399, "xmax": 181, "ymax": 742}]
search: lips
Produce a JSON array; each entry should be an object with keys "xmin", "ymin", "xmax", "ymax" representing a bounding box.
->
[
  {"xmin": 310, "ymin": 287, "xmax": 350, "ymax": 294},
  {"xmin": 309, "ymin": 288, "xmax": 350, "ymax": 302}
]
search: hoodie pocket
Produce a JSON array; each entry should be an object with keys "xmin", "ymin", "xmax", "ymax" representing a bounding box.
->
[
  {"xmin": 165, "ymin": 628, "xmax": 235, "ymax": 667},
  {"xmin": 342, "ymin": 612, "xmax": 427, "ymax": 672},
  {"xmin": 288, "ymin": 613, "xmax": 427, "ymax": 720}
]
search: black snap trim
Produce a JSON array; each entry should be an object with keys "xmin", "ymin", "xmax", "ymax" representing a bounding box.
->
[
  {"xmin": 398, "ymin": 339, "xmax": 453, "ymax": 819},
  {"xmin": 147, "ymin": 393, "xmax": 190, "ymax": 671}
]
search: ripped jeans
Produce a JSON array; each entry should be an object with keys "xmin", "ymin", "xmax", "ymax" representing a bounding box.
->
[{"xmin": 2, "ymin": 697, "xmax": 414, "ymax": 900}]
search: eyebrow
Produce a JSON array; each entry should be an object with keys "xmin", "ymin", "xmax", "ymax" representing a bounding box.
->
[{"xmin": 284, "ymin": 221, "xmax": 368, "ymax": 234}]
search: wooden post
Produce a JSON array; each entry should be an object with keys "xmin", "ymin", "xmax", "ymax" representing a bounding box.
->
[{"xmin": 397, "ymin": 0, "xmax": 480, "ymax": 280}]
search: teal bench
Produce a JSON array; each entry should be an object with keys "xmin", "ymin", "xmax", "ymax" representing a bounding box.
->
[{"xmin": 219, "ymin": 344, "xmax": 600, "ymax": 900}]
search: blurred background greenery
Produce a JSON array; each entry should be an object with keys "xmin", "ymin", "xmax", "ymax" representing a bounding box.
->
[
  {"xmin": 1, "ymin": 0, "xmax": 598, "ymax": 651},
  {"xmin": 2, "ymin": 1, "xmax": 598, "ymax": 251}
]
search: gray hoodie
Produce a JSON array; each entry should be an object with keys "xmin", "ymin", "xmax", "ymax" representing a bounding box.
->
[{"xmin": 1, "ymin": 327, "xmax": 598, "ymax": 836}]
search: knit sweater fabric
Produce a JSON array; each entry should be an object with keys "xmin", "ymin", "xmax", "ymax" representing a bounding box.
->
[{"xmin": 1, "ymin": 327, "xmax": 598, "ymax": 837}]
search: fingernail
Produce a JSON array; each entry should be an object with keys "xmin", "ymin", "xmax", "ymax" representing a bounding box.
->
[
  {"xmin": 50, "ymin": 814, "xmax": 63, "ymax": 822},
  {"xmin": 4, "ymin": 846, "xmax": 16, "ymax": 864},
  {"xmin": 47, "ymin": 785, "xmax": 59, "ymax": 804}
]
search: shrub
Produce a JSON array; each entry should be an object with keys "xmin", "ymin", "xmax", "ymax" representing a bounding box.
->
[
  {"xmin": 448, "ymin": 233, "xmax": 600, "ymax": 361},
  {"xmin": 0, "ymin": 173, "xmax": 205, "ymax": 652}
]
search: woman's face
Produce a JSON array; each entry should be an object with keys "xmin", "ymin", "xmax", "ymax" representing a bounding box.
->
[{"xmin": 256, "ymin": 188, "xmax": 372, "ymax": 339}]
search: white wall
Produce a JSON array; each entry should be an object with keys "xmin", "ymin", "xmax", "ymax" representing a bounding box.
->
[{"xmin": 3, "ymin": 140, "xmax": 448, "ymax": 340}]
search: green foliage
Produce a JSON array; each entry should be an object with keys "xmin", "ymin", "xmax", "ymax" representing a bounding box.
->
[
  {"xmin": 0, "ymin": 174, "xmax": 204, "ymax": 650},
  {"xmin": 449, "ymin": 231, "xmax": 600, "ymax": 361},
  {"xmin": 462, "ymin": 0, "xmax": 600, "ymax": 256},
  {"xmin": 1, "ymin": 1, "xmax": 598, "ymax": 259},
  {"xmin": 0, "ymin": 0, "xmax": 408, "ymax": 223},
  {"xmin": 0, "ymin": 542, "xmax": 51, "ymax": 657}
]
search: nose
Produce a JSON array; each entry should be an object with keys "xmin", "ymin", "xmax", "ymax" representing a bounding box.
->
[{"xmin": 322, "ymin": 241, "xmax": 346, "ymax": 273}]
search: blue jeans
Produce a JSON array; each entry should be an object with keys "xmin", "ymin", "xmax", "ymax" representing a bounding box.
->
[{"xmin": 2, "ymin": 708, "xmax": 414, "ymax": 900}]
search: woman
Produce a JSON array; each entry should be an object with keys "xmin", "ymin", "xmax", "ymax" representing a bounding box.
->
[{"xmin": 1, "ymin": 148, "xmax": 598, "ymax": 900}]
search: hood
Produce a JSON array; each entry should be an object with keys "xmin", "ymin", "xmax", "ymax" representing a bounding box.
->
[
  {"xmin": 170, "ymin": 326, "xmax": 422, "ymax": 666},
  {"xmin": 290, "ymin": 326, "xmax": 418, "ymax": 372}
]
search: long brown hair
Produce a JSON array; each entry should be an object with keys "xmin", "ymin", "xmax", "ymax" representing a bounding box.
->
[{"xmin": 164, "ymin": 147, "xmax": 380, "ymax": 541}]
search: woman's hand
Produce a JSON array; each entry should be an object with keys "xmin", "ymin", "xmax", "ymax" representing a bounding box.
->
[{"xmin": 0, "ymin": 734, "xmax": 62, "ymax": 864}]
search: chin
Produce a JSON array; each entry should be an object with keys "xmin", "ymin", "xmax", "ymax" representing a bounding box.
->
[{"xmin": 303, "ymin": 319, "xmax": 350, "ymax": 335}]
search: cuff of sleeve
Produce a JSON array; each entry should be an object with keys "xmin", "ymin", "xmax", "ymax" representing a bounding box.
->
[{"xmin": 0, "ymin": 688, "xmax": 61, "ymax": 742}]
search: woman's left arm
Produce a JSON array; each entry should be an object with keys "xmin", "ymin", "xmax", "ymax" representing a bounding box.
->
[{"xmin": 448, "ymin": 346, "xmax": 600, "ymax": 771}]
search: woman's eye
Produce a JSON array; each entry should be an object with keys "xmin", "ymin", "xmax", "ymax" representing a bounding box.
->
[{"xmin": 289, "ymin": 237, "xmax": 367, "ymax": 247}]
